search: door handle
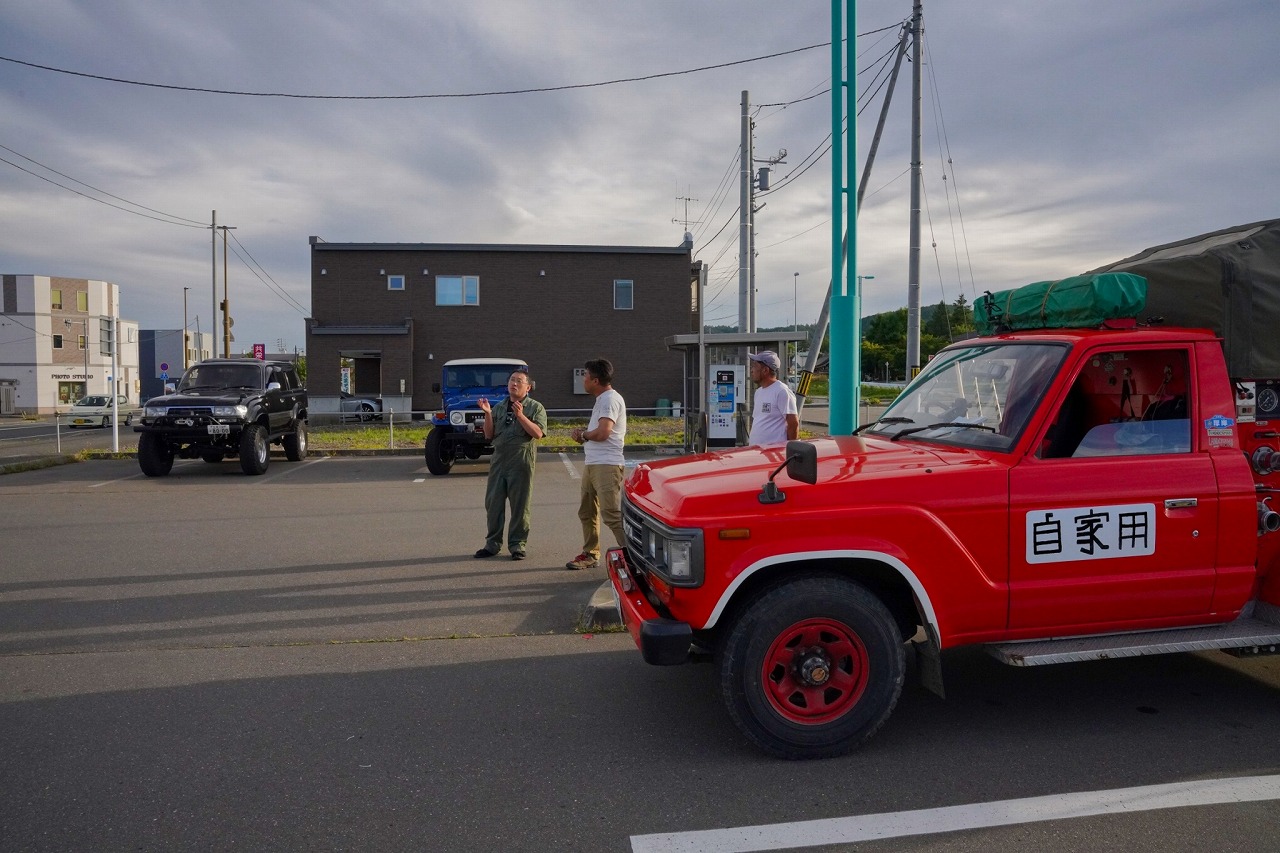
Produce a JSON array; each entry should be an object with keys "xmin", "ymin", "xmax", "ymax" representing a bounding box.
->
[{"xmin": 1164, "ymin": 498, "xmax": 1198, "ymax": 509}]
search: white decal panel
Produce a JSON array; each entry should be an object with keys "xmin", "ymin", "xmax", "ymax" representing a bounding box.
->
[{"xmin": 1025, "ymin": 503, "xmax": 1156, "ymax": 564}]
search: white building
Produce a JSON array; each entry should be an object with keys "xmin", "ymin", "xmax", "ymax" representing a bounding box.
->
[{"xmin": 0, "ymin": 275, "xmax": 141, "ymax": 415}]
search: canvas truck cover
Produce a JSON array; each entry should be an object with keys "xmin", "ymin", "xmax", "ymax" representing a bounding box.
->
[
  {"xmin": 974, "ymin": 272, "xmax": 1147, "ymax": 336},
  {"xmin": 1085, "ymin": 218, "xmax": 1280, "ymax": 377}
]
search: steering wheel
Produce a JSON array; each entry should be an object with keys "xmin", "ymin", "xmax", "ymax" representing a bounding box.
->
[{"xmin": 925, "ymin": 397, "xmax": 971, "ymax": 422}]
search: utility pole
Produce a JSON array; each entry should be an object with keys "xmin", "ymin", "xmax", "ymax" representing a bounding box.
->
[
  {"xmin": 182, "ymin": 287, "xmax": 190, "ymax": 369},
  {"xmin": 211, "ymin": 210, "xmax": 218, "ymax": 359},
  {"xmin": 738, "ymin": 91, "xmax": 752, "ymax": 333},
  {"xmin": 218, "ymin": 224, "xmax": 236, "ymax": 357},
  {"xmin": 906, "ymin": 0, "xmax": 924, "ymax": 378}
]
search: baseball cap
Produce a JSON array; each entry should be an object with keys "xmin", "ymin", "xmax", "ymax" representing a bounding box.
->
[{"xmin": 748, "ymin": 350, "xmax": 781, "ymax": 372}]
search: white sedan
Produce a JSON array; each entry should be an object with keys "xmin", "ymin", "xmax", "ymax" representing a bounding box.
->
[{"xmin": 66, "ymin": 395, "xmax": 139, "ymax": 428}]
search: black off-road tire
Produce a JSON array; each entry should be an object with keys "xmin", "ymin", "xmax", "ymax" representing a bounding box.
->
[
  {"xmin": 424, "ymin": 426, "xmax": 454, "ymax": 475},
  {"xmin": 284, "ymin": 420, "xmax": 308, "ymax": 462},
  {"xmin": 239, "ymin": 424, "xmax": 270, "ymax": 475},
  {"xmin": 138, "ymin": 433, "xmax": 175, "ymax": 477},
  {"xmin": 716, "ymin": 576, "xmax": 906, "ymax": 760}
]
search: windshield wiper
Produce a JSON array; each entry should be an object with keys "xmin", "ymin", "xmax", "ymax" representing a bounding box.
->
[
  {"xmin": 890, "ymin": 422, "xmax": 997, "ymax": 441},
  {"xmin": 854, "ymin": 416, "xmax": 915, "ymax": 434}
]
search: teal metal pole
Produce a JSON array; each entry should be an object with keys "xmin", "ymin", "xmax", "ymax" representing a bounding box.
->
[{"xmin": 830, "ymin": 0, "xmax": 857, "ymax": 434}]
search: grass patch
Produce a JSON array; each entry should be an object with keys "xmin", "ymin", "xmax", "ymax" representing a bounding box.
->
[{"xmin": 309, "ymin": 416, "xmax": 688, "ymax": 451}]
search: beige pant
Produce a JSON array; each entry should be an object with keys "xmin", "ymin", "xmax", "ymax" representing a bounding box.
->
[{"xmin": 578, "ymin": 464, "xmax": 625, "ymax": 559}]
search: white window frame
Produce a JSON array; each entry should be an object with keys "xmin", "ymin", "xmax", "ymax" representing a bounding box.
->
[
  {"xmin": 436, "ymin": 275, "xmax": 480, "ymax": 306},
  {"xmin": 387, "ymin": 274, "xmax": 406, "ymax": 291},
  {"xmin": 614, "ymin": 279, "xmax": 634, "ymax": 310}
]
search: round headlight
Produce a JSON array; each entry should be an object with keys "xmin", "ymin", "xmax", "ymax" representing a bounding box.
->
[{"xmin": 450, "ymin": 411, "xmax": 466, "ymax": 426}]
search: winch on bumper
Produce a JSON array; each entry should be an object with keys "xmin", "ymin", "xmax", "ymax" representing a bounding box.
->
[{"xmin": 605, "ymin": 548, "xmax": 692, "ymax": 666}]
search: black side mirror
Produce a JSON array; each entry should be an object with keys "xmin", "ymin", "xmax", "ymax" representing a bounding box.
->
[{"xmin": 759, "ymin": 440, "xmax": 818, "ymax": 504}]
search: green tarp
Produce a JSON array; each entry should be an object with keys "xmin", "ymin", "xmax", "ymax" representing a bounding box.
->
[{"xmin": 974, "ymin": 272, "xmax": 1148, "ymax": 335}]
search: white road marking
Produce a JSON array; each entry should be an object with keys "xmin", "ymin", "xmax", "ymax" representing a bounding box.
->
[
  {"xmin": 629, "ymin": 775, "xmax": 1280, "ymax": 853},
  {"xmin": 414, "ymin": 477, "xmax": 425, "ymax": 483},
  {"xmin": 559, "ymin": 452, "xmax": 580, "ymax": 479}
]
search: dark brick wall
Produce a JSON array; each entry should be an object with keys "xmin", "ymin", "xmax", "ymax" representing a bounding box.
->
[{"xmin": 307, "ymin": 244, "xmax": 695, "ymax": 415}]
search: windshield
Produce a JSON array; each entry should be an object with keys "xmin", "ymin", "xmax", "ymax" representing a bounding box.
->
[
  {"xmin": 74, "ymin": 396, "xmax": 111, "ymax": 407},
  {"xmin": 178, "ymin": 364, "xmax": 263, "ymax": 391},
  {"xmin": 867, "ymin": 342, "xmax": 1067, "ymax": 451},
  {"xmin": 445, "ymin": 365, "xmax": 525, "ymax": 388}
]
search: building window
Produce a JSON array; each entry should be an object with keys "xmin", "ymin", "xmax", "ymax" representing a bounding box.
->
[
  {"xmin": 614, "ymin": 279, "xmax": 634, "ymax": 310},
  {"xmin": 387, "ymin": 274, "xmax": 405, "ymax": 291},
  {"xmin": 79, "ymin": 335, "xmax": 87, "ymax": 350},
  {"xmin": 51, "ymin": 289, "xmax": 62, "ymax": 310},
  {"xmin": 77, "ymin": 291, "xmax": 89, "ymax": 311},
  {"xmin": 53, "ymin": 334, "xmax": 64, "ymax": 349},
  {"xmin": 436, "ymin": 275, "xmax": 479, "ymax": 306}
]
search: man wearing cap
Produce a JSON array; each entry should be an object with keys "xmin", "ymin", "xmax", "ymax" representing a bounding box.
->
[{"xmin": 747, "ymin": 350, "xmax": 798, "ymax": 446}]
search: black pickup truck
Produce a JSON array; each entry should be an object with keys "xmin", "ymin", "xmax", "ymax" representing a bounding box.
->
[{"xmin": 134, "ymin": 359, "xmax": 308, "ymax": 476}]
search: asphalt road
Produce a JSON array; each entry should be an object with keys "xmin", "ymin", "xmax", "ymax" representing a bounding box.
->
[{"xmin": 2, "ymin": 455, "xmax": 1278, "ymax": 852}]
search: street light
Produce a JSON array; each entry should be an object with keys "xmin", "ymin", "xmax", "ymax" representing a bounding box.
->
[
  {"xmin": 793, "ymin": 272, "xmax": 799, "ymax": 331},
  {"xmin": 857, "ymin": 274, "xmax": 875, "ymax": 289}
]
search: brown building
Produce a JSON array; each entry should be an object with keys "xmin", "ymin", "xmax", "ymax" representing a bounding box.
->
[{"xmin": 305, "ymin": 238, "xmax": 697, "ymax": 417}]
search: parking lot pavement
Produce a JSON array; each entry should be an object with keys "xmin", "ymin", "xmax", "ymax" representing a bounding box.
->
[
  {"xmin": 0, "ymin": 455, "xmax": 627, "ymax": 656},
  {"xmin": 4, "ymin": 455, "xmax": 1280, "ymax": 851}
]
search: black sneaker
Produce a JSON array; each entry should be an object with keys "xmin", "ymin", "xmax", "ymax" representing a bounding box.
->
[
  {"xmin": 511, "ymin": 551, "xmax": 526, "ymax": 561},
  {"xmin": 474, "ymin": 548, "xmax": 497, "ymax": 558}
]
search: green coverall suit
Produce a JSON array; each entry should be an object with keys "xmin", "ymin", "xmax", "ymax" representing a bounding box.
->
[{"xmin": 483, "ymin": 395, "xmax": 548, "ymax": 555}]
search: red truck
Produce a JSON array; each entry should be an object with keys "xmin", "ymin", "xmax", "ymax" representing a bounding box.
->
[{"xmin": 606, "ymin": 230, "xmax": 1280, "ymax": 759}]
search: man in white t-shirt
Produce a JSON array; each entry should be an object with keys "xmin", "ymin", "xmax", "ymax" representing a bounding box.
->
[
  {"xmin": 747, "ymin": 350, "xmax": 798, "ymax": 446},
  {"xmin": 566, "ymin": 358, "xmax": 628, "ymax": 570}
]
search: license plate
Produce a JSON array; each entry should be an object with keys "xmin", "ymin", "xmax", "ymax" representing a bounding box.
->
[
  {"xmin": 207, "ymin": 424, "xmax": 230, "ymax": 435},
  {"xmin": 73, "ymin": 418, "xmax": 89, "ymax": 425}
]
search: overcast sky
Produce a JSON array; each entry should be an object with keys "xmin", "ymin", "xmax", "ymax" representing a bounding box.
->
[{"xmin": 2, "ymin": 0, "xmax": 1276, "ymax": 351}]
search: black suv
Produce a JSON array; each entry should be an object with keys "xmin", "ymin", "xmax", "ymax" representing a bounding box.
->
[{"xmin": 134, "ymin": 359, "xmax": 308, "ymax": 476}]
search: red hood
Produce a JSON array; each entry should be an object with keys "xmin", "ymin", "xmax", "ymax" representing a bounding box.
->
[{"xmin": 626, "ymin": 436, "xmax": 992, "ymax": 524}]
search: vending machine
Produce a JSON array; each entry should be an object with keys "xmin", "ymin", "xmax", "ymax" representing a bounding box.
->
[{"xmin": 707, "ymin": 365, "xmax": 746, "ymax": 447}]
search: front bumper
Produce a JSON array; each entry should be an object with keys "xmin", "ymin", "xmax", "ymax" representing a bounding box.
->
[{"xmin": 605, "ymin": 548, "xmax": 691, "ymax": 666}]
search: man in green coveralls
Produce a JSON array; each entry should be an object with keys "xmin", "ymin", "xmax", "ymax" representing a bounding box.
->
[{"xmin": 474, "ymin": 369, "xmax": 547, "ymax": 560}]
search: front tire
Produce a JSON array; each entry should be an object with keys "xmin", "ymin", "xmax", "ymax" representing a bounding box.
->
[
  {"xmin": 138, "ymin": 433, "xmax": 175, "ymax": 477},
  {"xmin": 239, "ymin": 424, "xmax": 269, "ymax": 475},
  {"xmin": 424, "ymin": 427, "xmax": 454, "ymax": 475},
  {"xmin": 359, "ymin": 403, "xmax": 375, "ymax": 423},
  {"xmin": 101, "ymin": 416, "xmax": 110, "ymax": 428},
  {"xmin": 717, "ymin": 577, "xmax": 905, "ymax": 760},
  {"xmin": 284, "ymin": 420, "xmax": 308, "ymax": 461}
]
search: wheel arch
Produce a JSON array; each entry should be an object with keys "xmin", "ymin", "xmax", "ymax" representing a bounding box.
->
[{"xmin": 705, "ymin": 551, "xmax": 938, "ymax": 645}]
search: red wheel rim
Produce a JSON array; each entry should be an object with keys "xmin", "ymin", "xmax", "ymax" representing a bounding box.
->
[{"xmin": 761, "ymin": 617, "xmax": 870, "ymax": 725}]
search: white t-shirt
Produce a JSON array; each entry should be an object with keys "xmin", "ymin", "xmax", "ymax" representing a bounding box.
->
[
  {"xmin": 749, "ymin": 380, "xmax": 797, "ymax": 446},
  {"xmin": 585, "ymin": 388, "xmax": 627, "ymax": 465}
]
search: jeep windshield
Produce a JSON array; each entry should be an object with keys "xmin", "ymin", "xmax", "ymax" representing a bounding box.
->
[
  {"xmin": 177, "ymin": 364, "xmax": 263, "ymax": 391},
  {"xmin": 865, "ymin": 342, "xmax": 1067, "ymax": 451},
  {"xmin": 444, "ymin": 366, "xmax": 525, "ymax": 388}
]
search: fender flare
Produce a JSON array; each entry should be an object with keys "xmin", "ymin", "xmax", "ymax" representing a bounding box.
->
[{"xmin": 700, "ymin": 549, "xmax": 942, "ymax": 641}]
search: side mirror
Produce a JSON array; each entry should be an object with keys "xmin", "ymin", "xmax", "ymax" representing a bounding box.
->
[
  {"xmin": 267, "ymin": 381, "xmax": 282, "ymax": 391},
  {"xmin": 759, "ymin": 440, "xmax": 818, "ymax": 504},
  {"xmin": 785, "ymin": 440, "xmax": 818, "ymax": 484}
]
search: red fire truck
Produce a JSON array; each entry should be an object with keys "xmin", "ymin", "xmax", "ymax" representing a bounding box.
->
[{"xmin": 606, "ymin": 233, "xmax": 1280, "ymax": 759}]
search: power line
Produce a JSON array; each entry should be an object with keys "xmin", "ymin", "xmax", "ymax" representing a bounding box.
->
[{"xmin": 0, "ymin": 42, "xmax": 831, "ymax": 100}]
